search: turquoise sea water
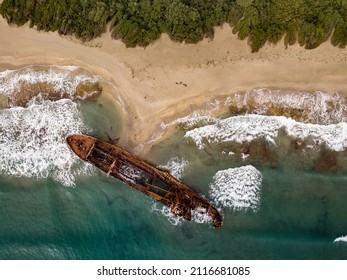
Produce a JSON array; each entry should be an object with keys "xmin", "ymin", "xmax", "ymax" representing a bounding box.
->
[
  {"xmin": 0, "ymin": 66, "xmax": 346, "ymax": 259},
  {"xmin": 1, "ymin": 167, "xmax": 347, "ymax": 259}
]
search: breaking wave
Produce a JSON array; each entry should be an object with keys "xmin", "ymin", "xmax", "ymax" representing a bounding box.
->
[
  {"xmin": 0, "ymin": 65, "xmax": 101, "ymax": 106},
  {"xmin": 151, "ymin": 204, "xmax": 212, "ymax": 227},
  {"xmin": 158, "ymin": 157, "xmax": 189, "ymax": 180},
  {"xmin": 185, "ymin": 114, "xmax": 347, "ymax": 152},
  {"xmin": 209, "ymin": 89, "xmax": 347, "ymax": 125},
  {"xmin": 209, "ymin": 165, "xmax": 262, "ymax": 211},
  {"xmin": 151, "ymin": 204, "xmax": 183, "ymax": 226},
  {"xmin": 176, "ymin": 111, "xmax": 219, "ymax": 130},
  {"xmin": 0, "ymin": 96, "xmax": 94, "ymax": 186},
  {"xmin": 334, "ymin": 236, "xmax": 347, "ymax": 243},
  {"xmin": 170, "ymin": 89, "xmax": 347, "ymax": 137},
  {"xmin": 182, "ymin": 114, "xmax": 347, "ymax": 171}
]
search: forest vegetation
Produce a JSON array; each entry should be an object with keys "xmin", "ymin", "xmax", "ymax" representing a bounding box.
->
[{"xmin": 0, "ymin": 0, "xmax": 346, "ymax": 51}]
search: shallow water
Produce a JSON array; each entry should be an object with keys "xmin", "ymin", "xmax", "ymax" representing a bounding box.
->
[{"xmin": 0, "ymin": 66, "xmax": 346, "ymax": 259}]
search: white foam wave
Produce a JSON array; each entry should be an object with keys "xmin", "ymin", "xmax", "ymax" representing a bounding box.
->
[
  {"xmin": 151, "ymin": 204, "xmax": 212, "ymax": 226},
  {"xmin": 185, "ymin": 114, "xmax": 347, "ymax": 152},
  {"xmin": 171, "ymin": 89, "xmax": 346, "ymax": 128},
  {"xmin": 0, "ymin": 66, "xmax": 99, "ymax": 99},
  {"xmin": 176, "ymin": 111, "xmax": 218, "ymax": 130},
  {"xmin": 151, "ymin": 204, "xmax": 184, "ymax": 226},
  {"xmin": 191, "ymin": 207, "xmax": 213, "ymax": 225},
  {"xmin": 225, "ymin": 89, "xmax": 347, "ymax": 124},
  {"xmin": 334, "ymin": 235, "xmax": 347, "ymax": 243},
  {"xmin": 209, "ymin": 165, "xmax": 262, "ymax": 211},
  {"xmin": 158, "ymin": 157, "xmax": 189, "ymax": 180},
  {"xmin": 0, "ymin": 97, "xmax": 93, "ymax": 186},
  {"xmin": 55, "ymin": 65, "xmax": 80, "ymax": 71}
]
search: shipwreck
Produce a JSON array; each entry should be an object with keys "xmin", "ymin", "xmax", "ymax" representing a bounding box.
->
[{"xmin": 66, "ymin": 134, "xmax": 223, "ymax": 228}]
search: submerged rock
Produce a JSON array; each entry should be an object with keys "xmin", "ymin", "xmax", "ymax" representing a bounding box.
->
[
  {"xmin": 183, "ymin": 114, "xmax": 347, "ymax": 172},
  {"xmin": 0, "ymin": 94, "xmax": 8, "ymax": 109},
  {"xmin": 225, "ymin": 89, "xmax": 347, "ymax": 125},
  {"xmin": 8, "ymin": 81, "xmax": 102, "ymax": 107},
  {"xmin": 313, "ymin": 146, "xmax": 339, "ymax": 172},
  {"xmin": 75, "ymin": 82, "xmax": 102, "ymax": 100},
  {"xmin": 0, "ymin": 66, "xmax": 103, "ymax": 107}
]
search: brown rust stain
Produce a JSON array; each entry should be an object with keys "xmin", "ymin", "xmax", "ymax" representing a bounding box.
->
[{"xmin": 66, "ymin": 134, "xmax": 223, "ymax": 228}]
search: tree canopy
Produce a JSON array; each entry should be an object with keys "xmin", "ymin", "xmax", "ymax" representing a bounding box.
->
[{"xmin": 0, "ymin": 0, "xmax": 346, "ymax": 51}]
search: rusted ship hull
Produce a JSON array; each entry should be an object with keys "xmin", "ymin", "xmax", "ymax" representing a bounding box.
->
[{"xmin": 66, "ymin": 134, "xmax": 223, "ymax": 228}]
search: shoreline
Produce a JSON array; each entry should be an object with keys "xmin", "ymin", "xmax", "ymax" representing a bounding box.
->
[{"xmin": 1, "ymin": 18, "xmax": 347, "ymax": 155}]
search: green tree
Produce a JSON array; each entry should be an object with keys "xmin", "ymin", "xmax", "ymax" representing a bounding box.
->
[{"xmin": 0, "ymin": 0, "xmax": 346, "ymax": 51}]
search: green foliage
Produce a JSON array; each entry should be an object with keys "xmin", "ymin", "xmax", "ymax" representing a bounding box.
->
[
  {"xmin": 166, "ymin": 0, "xmax": 203, "ymax": 43},
  {"xmin": 0, "ymin": 0, "xmax": 346, "ymax": 51},
  {"xmin": 231, "ymin": 0, "xmax": 347, "ymax": 51}
]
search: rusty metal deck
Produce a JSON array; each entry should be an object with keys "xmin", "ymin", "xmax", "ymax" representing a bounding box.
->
[{"xmin": 66, "ymin": 134, "xmax": 223, "ymax": 228}]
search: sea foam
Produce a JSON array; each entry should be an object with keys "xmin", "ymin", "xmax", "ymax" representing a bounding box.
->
[
  {"xmin": 158, "ymin": 157, "xmax": 189, "ymax": 180},
  {"xmin": 333, "ymin": 235, "xmax": 347, "ymax": 243},
  {"xmin": 0, "ymin": 97, "xmax": 93, "ymax": 186},
  {"xmin": 209, "ymin": 165, "xmax": 262, "ymax": 211},
  {"xmin": 151, "ymin": 204, "xmax": 213, "ymax": 227},
  {"xmin": 151, "ymin": 204, "xmax": 184, "ymax": 226},
  {"xmin": 223, "ymin": 89, "xmax": 347, "ymax": 125},
  {"xmin": 152, "ymin": 157, "xmax": 215, "ymax": 226},
  {"xmin": 0, "ymin": 65, "xmax": 100, "ymax": 104},
  {"xmin": 176, "ymin": 111, "xmax": 219, "ymax": 130},
  {"xmin": 173, "ymin": 89, "xmax": 347, "ymax": 130},
  {"xmin": 185, "ymin": 114, "xmax": 347, "ymax": 152}
]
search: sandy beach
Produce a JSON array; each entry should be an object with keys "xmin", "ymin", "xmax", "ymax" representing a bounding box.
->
[
  {"xmin": 1, "ymin": 17, "xmax": 346, "ymax": 153},
  {"xmin": 1, "ymin": 10, "xmax": 347, "ymax": 262}
]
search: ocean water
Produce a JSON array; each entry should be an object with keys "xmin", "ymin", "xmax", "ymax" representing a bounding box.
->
[{"xmin": 0, "ymin": 66, "xmax": 346, "ymax": 259}]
